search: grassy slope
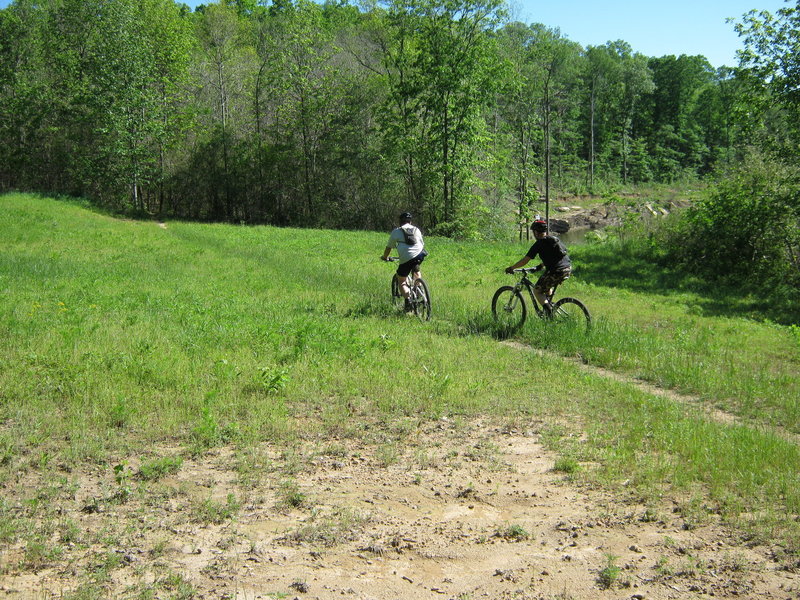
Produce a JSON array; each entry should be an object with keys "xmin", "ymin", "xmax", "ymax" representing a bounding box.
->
[{"xmin": 1, "ymin": 193, "xmax": 799, "ymax": 553}]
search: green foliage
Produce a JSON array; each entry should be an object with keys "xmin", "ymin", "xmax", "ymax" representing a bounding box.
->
[
  {"xmin": 790, "ymin": 325, "xmax": 800, "ymax": 350},
  {"xmin": 666, "ymin": 152, "xmax": 799, "ymax": 292},
  {"xmin": 277, "ymin": 479, "xmax": 307, "ymax": 509},
  {"xmin": 138, "ymin": 456, "xmax": 183, "ymax": 481},
  {"xmin": 495, "ymin": 522, "xmax": 529, "ymax": 541},
  {"xmin": 287, "ymin": 506, "xmax": 366, "ymax": 546},
  {"xmin": 598, "ymin": 553, "xmax": 622, "ymax": 589},
  {"xmin": 23, "ymin": 540, "xmax": 64, "ymax": 570},
  {"xmin": 258, "ymin": 366, "xmax": 290, "ymax": 394},
  {"xmin": 193, "ymin": 493, "xmax": 241, "ymax": 524},
  {"xmin": 112, "ymin": 462, "xmax": 133, "ymax": 502},
  {"xmin": 735, "ymin": 3, "xmax": 800, "ymax": 149},
  {"xmin": 552, "ymin": 456, "xmax": 580, "ymax": 474},
  {"xmin": 0, "ymin": 0, "xmax": 760, "ymax": 236}
]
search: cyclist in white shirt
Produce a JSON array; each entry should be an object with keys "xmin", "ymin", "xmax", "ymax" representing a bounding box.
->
[{"xmin": 381, "ymin": 212, "xmax": 427, "ymax": 312}]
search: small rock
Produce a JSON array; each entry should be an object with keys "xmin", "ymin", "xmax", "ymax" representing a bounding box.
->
[{"xmin": 290, "ymin": 581, "xmax": 309, "ymax": 593}]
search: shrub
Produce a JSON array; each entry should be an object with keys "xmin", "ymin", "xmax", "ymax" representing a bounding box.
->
[{"xmin": 678, "ymin": 153, "xmax": 799, "ymax": 288}]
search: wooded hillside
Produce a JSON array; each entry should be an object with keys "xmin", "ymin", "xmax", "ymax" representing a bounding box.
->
[{"xmin": 0, "ymin": 0, "xmax": 796, "ymax": 237}]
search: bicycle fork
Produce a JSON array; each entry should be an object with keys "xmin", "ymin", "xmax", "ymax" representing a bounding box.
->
[{"xmin": 502, "ymin": 285, "xmax": 524, "ymax": 312}]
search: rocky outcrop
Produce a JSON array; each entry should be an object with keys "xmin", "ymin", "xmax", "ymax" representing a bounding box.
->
[
  {"xmin": 538, "ymin": 197, "xmax": 684, "ymax": 234},
  {"xmin": 549, "ymin": 204, "xmax": 623, "ymax": 231},
  {"xmin": 548, "ymin": 218, "xmax": 570, "ymax": 233}
]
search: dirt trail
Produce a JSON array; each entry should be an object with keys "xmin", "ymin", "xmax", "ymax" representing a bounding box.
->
[{"xmin": 2, "ymin": 420, "xmax": 797, "ymax": 599}]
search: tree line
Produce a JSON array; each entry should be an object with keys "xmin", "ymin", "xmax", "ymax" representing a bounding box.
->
[{"xmin": 0, "ymin": 0, "xmax": 793, "ymax": 239}]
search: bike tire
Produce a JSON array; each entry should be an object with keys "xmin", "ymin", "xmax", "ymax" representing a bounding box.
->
[
  {"xmin": 491, "ymin": 286, "xmax": 527, "ymax": 331},
  {"xmin": 390, "ymin": 275, "xmax": 404, "ymax": 308},
  {"xmin": 551, "ymin": 297, "xmax": 591, "ymax": 331},
  {"xmin": 412, "ymin": 278, "xmax": 432, "ymax": 321}
]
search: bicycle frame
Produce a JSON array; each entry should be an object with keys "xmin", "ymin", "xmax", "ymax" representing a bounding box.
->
[
  {"xmin": 493, "ymin": 267, "xmax": 590, "ymax": 331},
  {"xmin": 388, "ymin": 257, "xmax": 422, "ymax": 295},
  {"xmin": 387, "ymin": 256, "xmax": 431, "ymax": 321},
  {"xmin": 510, "ymin": 269, "xmax": 560, "ymax": 316}
]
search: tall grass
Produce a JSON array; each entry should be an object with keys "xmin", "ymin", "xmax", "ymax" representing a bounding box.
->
[{"xmin": 1, "ymin": 193, "xmax": 799, "ymax": 553}]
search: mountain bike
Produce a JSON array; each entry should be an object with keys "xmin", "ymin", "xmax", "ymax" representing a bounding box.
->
[
  {"xmin": 387, "ymin": 257, "xmax": 431, "ymax": 321},
  {"xmin": 491, "ymin": 266, "xmax": 590, "ymax": 331}
]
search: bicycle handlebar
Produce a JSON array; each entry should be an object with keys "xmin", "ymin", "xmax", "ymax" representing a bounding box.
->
[
  {"xmin": 383, "ymin": 257, "xmax": 400, "ymax": 262},
  {"xmin": 508, "ymin": 265, "xmax": 543, "ymax": 274}
]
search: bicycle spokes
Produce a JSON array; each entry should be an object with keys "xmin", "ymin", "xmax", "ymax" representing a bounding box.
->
[
  {"xmin": 491, "ymin": 286, "xmax": 526, "ymax": 331},
  {"xmin": 551, "ymin": 297, "xmax": 591, "ymax": 330},
  {"xmin": 412, "ymin": 279, "xmax": 431, "ymax": 321}
]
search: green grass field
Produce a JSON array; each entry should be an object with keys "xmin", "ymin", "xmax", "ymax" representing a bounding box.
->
[{"xmin": 2, "ymin": 192, "xmax": 799, "ymax": 556}]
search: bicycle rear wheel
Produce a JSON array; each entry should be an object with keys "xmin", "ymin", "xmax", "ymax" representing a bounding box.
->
[
  {"xmin": 491, "ymin": 286, "xmax": 527, "ymax": 331},
  {"xmin": 412, "ymin": 278, "xmax": 431, "ymax": 321},
  {"xmin": 551, "ymin": 297, "xmax": 591, "ymax": 331},
  {"xmin": 391, "ymin": 275, "xmax": 404, "ymax": 309}
]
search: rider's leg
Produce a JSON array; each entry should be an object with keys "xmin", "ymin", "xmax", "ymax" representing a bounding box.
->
[
  {"xmin": 398, "ymin": 274, "xmax": 413, "ymax": 312},
  {"xmin": 535, "ymin": 269, "xmax": 568, "ymax": 314},
  {"xmin": 533, "ymin": 287, "xmax": 553, "ymax": 313},
  {"xmin": 411, "ymin": 257, "xmax": 424, "ymax": 284},
  {"xmin": 397, "ymin": 274, "xmax": 411, "ymax": 299}
]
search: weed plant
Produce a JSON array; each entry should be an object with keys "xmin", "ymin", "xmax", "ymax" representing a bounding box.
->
[
  {"xmin": 598, "ymin": 553, "xmax": 621, "ymax": 589},
  {"xmin": 1, "ymin": 193, "xmax": 799, "ymax": 556}
]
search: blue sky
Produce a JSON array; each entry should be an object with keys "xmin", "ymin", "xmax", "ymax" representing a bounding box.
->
[
  {"xmin": 0, "ymin": 0, "xmax": 790, "ymax": 68},
  {"xmin": 510, "ymin": 0, "xmax": 790, "ymax": 68}
]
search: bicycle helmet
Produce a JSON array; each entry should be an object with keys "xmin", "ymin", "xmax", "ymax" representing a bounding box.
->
[
  {"xmin": 531, "ymin": 219, "xmax": 548, "ymax": 232},
  {"xmin": 399, "ymin": 212, "xmax": 413, "ymax": 223}
]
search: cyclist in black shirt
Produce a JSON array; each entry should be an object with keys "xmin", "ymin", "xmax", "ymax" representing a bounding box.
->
[{"xmin": 504, "ymin": 219, "xmax": 572, "ymax": 315}]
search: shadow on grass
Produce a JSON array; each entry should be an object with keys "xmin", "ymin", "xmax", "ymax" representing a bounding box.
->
[
  {"xmin": 462, "ymin": 309, "xmax": 591, "ymax": 344},
  {"xmin": 573, "ymin": 243, "xmax": 799, "ymax": 325}
]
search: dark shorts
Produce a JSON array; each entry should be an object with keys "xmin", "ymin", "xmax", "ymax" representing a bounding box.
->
[
  {"xmin": 396, "ymin": 252, "xmax": 426, "ymax": 277},
  {"xmin": 534, "ymin": 268, "xmax": 571, "ymax": 293}
]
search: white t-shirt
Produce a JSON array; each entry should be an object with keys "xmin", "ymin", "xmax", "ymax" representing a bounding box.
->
[{"xmin": 387, "ymin": 224, "xmax": 424, "ymax": 263}]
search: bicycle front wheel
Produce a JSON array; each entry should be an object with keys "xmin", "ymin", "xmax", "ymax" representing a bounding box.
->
[
  {"xmin": 412, "ymin": 278, "xmax": 431, "ymax": 321},
  {"xmin": 491, "ymin": 286, "xmax": 527, "ymax": 331},
  {"xmin": 551, "ymin": 297, "xmax": 591, "ymax": 331}
]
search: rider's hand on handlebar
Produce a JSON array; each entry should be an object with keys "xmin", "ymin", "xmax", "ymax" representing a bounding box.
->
[{"xmin": 504, "ymin": 266, "xmax": 515, "ymax": 274}]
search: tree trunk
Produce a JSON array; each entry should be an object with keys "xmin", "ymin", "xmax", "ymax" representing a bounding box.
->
[
  {"xmin": 544, "ymin": 87, "xmax": 551, "ymax": 231},
  {"xmin": 589, "ymin": 85, "xmax": 595, "ymax": 188}
]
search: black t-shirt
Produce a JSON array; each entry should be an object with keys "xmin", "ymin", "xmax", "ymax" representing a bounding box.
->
[{"xmin": 526, "ymin": 235, "xmax": 571, "ymax": 270}]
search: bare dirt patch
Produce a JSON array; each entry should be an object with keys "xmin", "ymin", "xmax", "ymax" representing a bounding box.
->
[{"xmin": 2, "ymin": 420, "xmax": 797, "ymax": 599}]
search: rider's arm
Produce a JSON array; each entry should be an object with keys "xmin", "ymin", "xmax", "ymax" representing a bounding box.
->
[
  {"xmin": 505, "ymin": 255, "xmax": 531, "ymax": 273},
  {"xmin": 382, "ymin": 230, "xmax": 401, "ymax": 260}
]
